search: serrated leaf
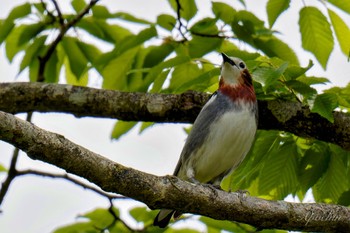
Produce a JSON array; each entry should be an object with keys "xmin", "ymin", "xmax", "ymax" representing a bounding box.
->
[
  {"xmin": 310, "ymin": 93, "xmax": 338, "ymax": 122},
  {"xmin": 254, "ymin": 37, "xmax": 299, "ymax": 65},
  {"xmin": 227, "ymin": 130, "xmax": 280, "ymax": 191},
  {"xmin": 284, "ymin": 60, "xmax": 313, "ymax": 80},
  {"xmin": 298, "ymin": 142, "xmax": 331, "ymax": 194},
  {"xmin": 129, "ymin": 207, "xmax": 156, "ymax": 224},
  {"xmin": 0, "ymin": 2, "xmax": 31, "ymax": 44},
  {"xmin": 111, "ymin": 121, "xmax": 138, "ymax": 140},
  {"xmin": 285, "ymin": 80, "xmax": 317, "ymax": 98},
  {"xmin": 19, "ymin": 36, "xmax": 47, "ymax": 74},
  {"xmin": 327, "ymin": 0, "xmax": 350, "ymax": 14},
  {"xmin": 212, "ymin": 2, "xmax": 236, "ymax": 24},
  {"xmin": 61, "ymin": 37, "xmax": 88, "ymax": 79},
  {"xmin": 168, "ymin": 0, "xmax": 197, "ymax": 21},
  {"xmin": 266, "ymin": 0, "xmax": 290, "ymax": 28},
  {"xmin": 102, "ymin": 47, "xmax": 139, "ymax": 90},
  {"xmin": 313, "ymin": 149, "xmax": 349, "ymax": 203},
  {"xmin": 328, "ymin": 9, "xmax": 350, "ymax": 57},
  {"xmin": 157, "ymin": 14, "xmax": 176, "ymax": 31},
  {"xmin": 299, "ymin": 7, "xmax": 334, "ymax": 69},
  {"xmin": 297, "ymin": 76, "xmax": 329, "ymax": 86},
  {"xmin": 259, "ymin": 140, "xmax": 299, "ymax": 199},
  {"xmin": 253, "ymin": 62, "xmax": 289, "ymax": 92}
]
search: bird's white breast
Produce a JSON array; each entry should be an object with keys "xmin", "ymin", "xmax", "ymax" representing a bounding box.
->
[{"xmin": 190, "ymin": 101, "xmax": 256, "ymax": 183}]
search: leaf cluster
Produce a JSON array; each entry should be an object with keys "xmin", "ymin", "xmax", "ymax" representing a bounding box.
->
[{"xmin": 1, "ymin": 0, "xmax": 350, "ymax": 231}]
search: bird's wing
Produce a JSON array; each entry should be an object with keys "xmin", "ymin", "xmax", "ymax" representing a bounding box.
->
[{"xmin": 173, "ymin": 91, "xmax": 233, "ymax": 176}]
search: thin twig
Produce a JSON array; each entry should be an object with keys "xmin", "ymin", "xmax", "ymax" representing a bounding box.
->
[
  {"xmin": 16, "ymin": 169, "xmax": 126, "ymax": 200},
  {"xmin": 0, "ymin": 112, "xmax": 33, "ymax": 209},
  {"xmin": 175, "ymin": 0, "xmax": 188, "ymax": 40},
  {"xmin": 51, "ymin": 0, "xmax": 64, "ymax": 25},
  {"xmin": 37, "ymin": 0, "xmax": 99, "ymax": 81}
]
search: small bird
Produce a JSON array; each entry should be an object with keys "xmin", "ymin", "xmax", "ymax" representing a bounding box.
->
[{"xmin": 153, "ymin": 53, "xmax": 258, "ymax": 228}]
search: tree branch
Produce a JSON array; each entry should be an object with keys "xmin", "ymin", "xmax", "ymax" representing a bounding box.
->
[
  {"xmin": 1, "ymin": 82, "xmax": 350, "ymax": 150},
  {"xmin": 0, "ymin": 110, "xmax": 349, "ymax": 232}
]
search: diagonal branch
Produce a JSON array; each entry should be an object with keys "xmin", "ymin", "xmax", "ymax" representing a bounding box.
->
[
  {"xmin": 1, "ymin": 82, "xmax": 350, "ymax": 151},
  {"xmin": 0, "ymin": 110, "xmax": 349, "ymax": 232}
]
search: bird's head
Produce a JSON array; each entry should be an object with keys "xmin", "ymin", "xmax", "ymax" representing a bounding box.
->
[{"xmin": 219, "ymin": 53, "xmax": 255, "ymax": 102}]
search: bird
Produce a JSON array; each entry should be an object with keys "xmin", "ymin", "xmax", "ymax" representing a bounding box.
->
[{"xmin": 153, "ymin": 53, "xmax": 258, "ymax": 228}]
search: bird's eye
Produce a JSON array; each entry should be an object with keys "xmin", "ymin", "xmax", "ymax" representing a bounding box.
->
[{"xmin": 239, "ymin": 62, "xmax": 245, "ymax": 69}]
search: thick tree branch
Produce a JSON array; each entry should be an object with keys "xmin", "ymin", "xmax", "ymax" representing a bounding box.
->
[
  {"xmin": 1, "ymin": 82, "xmax": 350, "ymax": 150},
  {"xmin": 0, "ymin": 110, "xmax": 349, "ymax": 232}
]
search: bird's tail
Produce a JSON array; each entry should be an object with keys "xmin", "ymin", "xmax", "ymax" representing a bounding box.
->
[{"xmin": 153, "ymin": 209, "xmax": 176, "ymax": 228}]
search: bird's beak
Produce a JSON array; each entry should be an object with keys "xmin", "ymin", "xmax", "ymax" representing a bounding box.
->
[{"xmin": 221, "ymin": 53, "xmax": 236, "ymax": 67}]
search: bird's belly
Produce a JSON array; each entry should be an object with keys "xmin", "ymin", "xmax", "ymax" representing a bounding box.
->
[{"xmin": 192, "ymin": 109, "xmax": 256, "ymax": 183}]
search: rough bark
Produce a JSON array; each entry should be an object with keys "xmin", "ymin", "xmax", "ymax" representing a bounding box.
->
[
  {"xmin": 1, "ymin": 82, "xmax": 350, "ymax": 150},
  {"xmin": 0, "ymin": 110, "xmax": 349, "ymax": 232}
]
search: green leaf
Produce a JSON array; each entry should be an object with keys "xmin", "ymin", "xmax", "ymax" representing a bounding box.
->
[
  {"xmin": 0, "ymin": 2, "xmax": 31, "ymax": 44},
  {"xmin": 310, "ymin": 93, "xmax": 338, "ymax": 122},
  {"xmin": 212, "ymin": 2, "xmax": 236, "ymax": 24},
  {"xmin": 111, "ymin": 12, "xmax": 152, "ymax": 24},
  {"xmin": 17, "ymin": 23, "xmax": 45, "ymax": 46},
  {"xmin": 0, "ymin": 164, "xmax": 7, "ymax": 173},
  {"xmin": 61, "ymin": 37, "xmax": 88, "ymax": 79},
  {"xmin": 168, "ymin": 61, "xmax": 201, "ymax": 90},
  {"xmin": 76, "ymin": 41, "xmax": 102, "ymax": 65},
  {"xmin": 299, "ymin": 7, "xmax": 334, "ymax": 69},
  {"xmin": 175, "ymin": 68, "xmax": 220, "ymax": 93},
  {"xmin": 142, "ymin": 55, "xmax": 191, "ymax": 90},
  {"xmin": 102, "ymin": 47, "xmax": 139, "ymax": 90},
  {"xmin": 254, "ymin": 37, "xmax": 299, "ymax": 65},
  {"xmin": 253, "ymin": 62, "xmax": 289, "ymax": 92},
  {"xmin": 200, "ymin": 216, "xmax": 255, "ymax": 232},
  {"xmin": 150, "ymin": 69, "xmax": 170, "ymax": 93},
  {"xmin": 129, "ymin": 207, "xmax": 156, "ymax": 224},
  {"xmin": 259, "ymin": 140, "xmax": 299, "ymax": 199},
  {"xmin": 116, "ymin": 26, "xmax": 157, "ymax": 55},
  {"xmin": 298, "ymin": 142, "xmax": 331, "ymax": 194},
  {"xmin": 190, "ymin": 17, "xmax": 218, "ymax": 34},
  {"xmin": 29, "ymin": 58, "xmax": 39, "ymax": 82},
  {"xmin": 168, "ymin": 0, "xmax": 197, "ymax": 21},
  {"xmin": 77, "ymin": 18, "xmax": 132, "ymax": 44},
  {"xmin": 227, "ymin": 130, "xmax": 280, "ymax": 192},
  {"xmin": 65, "ymin": 59, "xmax": 88, "ymax": 86},
  {"xmin": 5, "ymin": 25, "xmax": 27, "ymax": 62},
  {"xmin": 53, "ymin": 222, "xmax": 95, "ymax": 233},
  {"xmin": 313, "ymin": 146, "xmax": 349, "ymax": 203},
  {"xmin": 328, "ymin": 9, "xmax": 350, "ymax": 57},
  {"xmin": 19, "ymin": 36, "xmax": 47, "ymax": 74},
  {"xmin": 266, "ymin": 0, "xmax": 290, "ymax": 28},
  {"xmin": 44, "ymin": 49, "xmax": 60, "ymax": 83},
  {"xmin": 188, "ymin": 36, "xmax": 222, "ymax": 58},
  {"xmin": 284, "ymin": 60, "xmax": 313, "ymax": 80},
  {"xmin": 285, "ymin": 80, "xmax": 317, "ymax": 98},
  {"xmin": 327, "ymin": 0, "xmax": 350, "ymax": 14},
  {"xmin": 297, "ymin": 76, "xmax": 329, "ymax": 86},
  {"xmin": 157, "ymin": 14, "xmax": 176, "ymax": 31},
  {"xmin": 111, "ymin": 121, "xmax": 138, "ymax": 140},
  {"xmin": 338, "ymin": 190, "xmax": 350, "ymax": 206},
  {"xmin": 71, "ymin": 0, "xmax": 86, "ymax": 13}
]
